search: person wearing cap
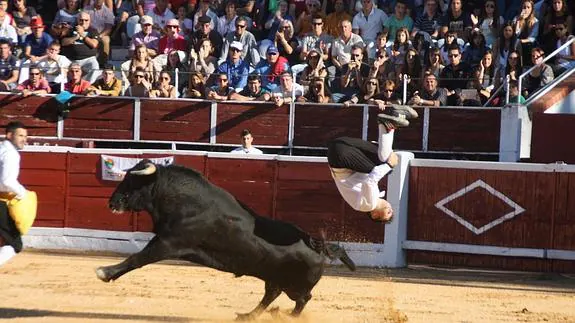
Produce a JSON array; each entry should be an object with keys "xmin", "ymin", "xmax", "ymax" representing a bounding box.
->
[
  {"xmin": 84, "ymin": 64, "xmax": 122, "ymax": 96},
  {"xmin": 129, "ymin": 15, "xmax": 161, "ymax": 58},
  {"xmin": 23, "ymin": 16, "xmax": 54, "ymax": 62},
  {"xmin": 190, "ymin": 15, "xmax": 223, "ymax": 59},
  {"xmin": 192, "ymin": 0, "xmax": 218, "ymax": 33},
  {"xmin": 253, "ymin": 45, "xmax": 290, "ymax": 91},
  {"xmin": 219, "ymin": 16, "xmax": 259, "ymax": 67},
  {"xmin": 158, "ymin": 18, "xmax": 186, "ymax": 55},
  {"xmin": 217, "ymin": 40, "xmax": 250, "ymax": 92}
]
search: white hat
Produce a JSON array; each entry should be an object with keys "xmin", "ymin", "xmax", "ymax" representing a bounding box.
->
[{"xmin": 230, "ymin": 41, "xmax": 243, "ymax": 51}]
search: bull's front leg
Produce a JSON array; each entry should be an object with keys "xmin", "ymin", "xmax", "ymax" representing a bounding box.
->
[
  {"xmin": 96, "ymin": 236, "xmax": 172, "ymax": 282},
  {"xmin": 236, "ymin": 282, "xmax": 282, "ymax": 321}
]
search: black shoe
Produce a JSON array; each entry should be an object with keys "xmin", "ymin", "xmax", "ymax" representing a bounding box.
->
[
  {"xmin": 386, "ymin": 104, "xmax": 419, "ymax": 119},
  {"xmin": 377, "ymin": 113, "xmax": 410, "ymax": 129}
]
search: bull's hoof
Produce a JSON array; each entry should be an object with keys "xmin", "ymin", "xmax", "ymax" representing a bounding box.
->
[
  {"xmin": 95, "ymin": 267, "xmax": 111, "ymax": 282},
  {"xmin": 235, "ymin": 312, "xmax": 255, "ymax": 321}
]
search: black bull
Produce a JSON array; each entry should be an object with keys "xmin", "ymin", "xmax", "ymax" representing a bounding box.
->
[{"xmin": 96, "ymin": 160, "xmax": 356, "ymax": 320}]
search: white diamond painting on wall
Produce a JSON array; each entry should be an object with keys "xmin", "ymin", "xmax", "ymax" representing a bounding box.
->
[{"xmin": 434, "ymin": 179, "xmax": 526, "ymax": 235}]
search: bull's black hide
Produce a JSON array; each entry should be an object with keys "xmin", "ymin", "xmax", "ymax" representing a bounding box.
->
[{"xmin": 96, "ymin": 160, "xmax": 355, "ymax": 320}]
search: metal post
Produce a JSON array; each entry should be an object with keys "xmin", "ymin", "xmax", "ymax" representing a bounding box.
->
[
  {"xmin": 402, "ymin": 74, "xmax": 408, "ymax": 104},
  {"xmin": 174, "ymin": 67, "xmax": 179, "ymax": 93},
  {"xmin": 505, "ymin": 75, "xmax": 511, "ymax": 105}
]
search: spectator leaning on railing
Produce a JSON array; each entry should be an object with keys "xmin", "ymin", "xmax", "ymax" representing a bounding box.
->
[
  {"xmin": 182, "ymin": 71, "xmax": 206, "ymax": 99},
  {"xmin": 229, "ymin": 73, "xmax": 271, "ymax": 101},
  {"xmin": 84, "ymin": 64, "xmax": 122, "ymax": 96},
  {"xmin": 271, "ymin": 71, "xmax": 304, "ymax": 106},
  {"xmin": 64, "ymin": 62, "xmax": 91, "ymax": 94},
  {"xmin": 14, "ymin": 65, "xmax": 50, "ymax": 97},
  {"xmin": 254, "ymin": 45, "xmax": 290, "ymax": 91},
  {"xmin": 408, "ymin": 72, "xmax": 447, "ymax": 107},
  {"xmin": 206, "ymin": 72, "xmax": 233, "ymax": 101},
  {"xmin": 125, "ymin": 66, "xmax": 152, "ymax": 97}
]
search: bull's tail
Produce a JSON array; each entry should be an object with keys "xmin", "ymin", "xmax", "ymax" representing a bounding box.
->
[{"xmin": 308, "ymin": 232, "xmax": 356, "ymax": 271}]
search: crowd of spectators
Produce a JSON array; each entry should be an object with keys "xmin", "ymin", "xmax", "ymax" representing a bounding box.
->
[{"xmin": 3, "ymin": 0, "xmax": 575, "ymax": 106}]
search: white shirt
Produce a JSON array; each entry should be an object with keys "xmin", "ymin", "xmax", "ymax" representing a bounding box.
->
[
  {"xmin": 330, "ymin": 164, "xmax": 391, "ymax": 212},
  {"xmin": 0, "ymin": 140, "xmax": 26, "ymax": 199},
  {"xmin": 230, "ymin": 146, "xmax": 263, "ymax": 154},
  {"xmin": 146, "ymin": 8, "xmax": 176, "ymax": 30},
  {"xmin": 272, "ymin": 83, "xmax": 304, "ymax": 99},
  {"xmin": 352, "ymin": 7, "xmax": 388, "ymax": 43},
  {"xmin": 331, "ymin": 33, "xmax": 365, "ymax": 66}
]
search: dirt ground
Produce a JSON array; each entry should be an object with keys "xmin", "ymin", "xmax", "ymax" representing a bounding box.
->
[{"xmin": 1, "ymin": 251, "xmax": 575, "ymax": 323}]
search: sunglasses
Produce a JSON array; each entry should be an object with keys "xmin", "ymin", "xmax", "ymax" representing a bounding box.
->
[
  {"xmin": 448, "ymin": 54, "xmax": 459, "ymax": 58},
  {"xmin": 532, "ymin": 55, "xmax": 542, "ymax": 59},
  {"xmin": 485, "ymin": 4, "xmax": 495, "ymax": 8},
  {"xmin": 167, "ymin": 25, "xmax": 178, "ymax": 29},
  {"xmin": 30, "ymin": 72, "xmax": 40, "ymax": 75},
  {"xmin": 219, "ymin": 78, "xmax": 228, "ymax": 82},
  {"xmin": 79, "ymin": 19, "xmax": 89, "ymax": 22},
  {"xmin": 313, "ymin": 22, "xmax": 323, "ymax": 26},
  {"xmin": 236, "ymin": 24, "xmax": 246, "ymax": 28},
  {"xmin": 161, "ymin": 77, "xmax": 170, "ymax": 80},
  {"xmin": 351, "ymin": 54, "xmax": 361, "ymax": 57},
  {"xmin": 135, "ymin": 74, "xmax": 145, "ymax": 78},
  {"xmin": 384, "ymin": 89, "xmax": 394, "ymax": 92},
  {"xmin": 368, "ymin": 82, "xmax": 377, "ymax": 85},
  {"xmin": 231, "ymin": 48, "xmax": 241, "ymax": 52},
  {"xmin": 267, "ymin": 52, "xmax": 278, "ymax": 56}
]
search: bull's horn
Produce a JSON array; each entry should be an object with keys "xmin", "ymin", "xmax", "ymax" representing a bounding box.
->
[{"xmin": 130, "ymin": 162, "xmax": 157, "ymax": 175}]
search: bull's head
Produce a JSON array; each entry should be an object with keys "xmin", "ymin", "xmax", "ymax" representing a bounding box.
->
[{"xmin": 108, "ymin": 160, "xmax": 158, "ymax": 214}]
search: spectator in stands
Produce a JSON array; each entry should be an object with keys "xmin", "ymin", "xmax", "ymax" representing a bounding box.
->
[
  {"xmin": 262, "ymin": 0, "xmax": 293, "ymax": 53},
  {"xmin": 158, "ymin": 18, "xmax": 186, "ymax": 55},
  {"xmin": 122, "ymin": 44, "xmax": 159, "ymax": 87},
  {"xmin": 273, "ymin": 19, "xmax": 299, "ymax": 65},
  {"xmin": 64, "ymin": 62, "xmax": 91, "ymax": 94},
  {"xmin": 217, "ymin": 41, "xmax": 250, "ymax": 92},
  {"xmin": 175, "ymin": 5, "xmax": 193, "ymax": 36},
  {"xmin": 324, "ymin": 0, "xmax": 351, "ymax": 37},
  {"xmin": 229, "ymin": 73, "xmax": 272, "ymax": 101},
  {"xmin": 147, "ymin": 0, "xmax": 175, "ymax": 32},
  {"xmin": 51, "ymin": 0, "xmax": 82, "ymax": 38},
  {"xmin": 423, "ymin": 46, "xmax": 444, "ymax": 77},
  {"xmin": 230, "ymin": 129, "xmax": 263, "ymax": 154},
  {"xmin": 192, "ymin": 0, "xmax": 217, "ymax": 32},
  {"xmin": 14, "ymin": 65, "xmax": 50, "ymax": 97},
  {"xmin": 299, "ymin": 48, "xmax": 327, "ymax": 87},
  {"xmin": 472, "ymin": 49, "xmax": 496, "ymax": 104},
  {"xmin": 0, "ymin": 39, "xmax": 18, "ymax": 91},
  {"xmin": 27, "ymin": 41, "xmax": 70, "ymax": 93},
  {"xmin": 494, "ymin": 49, "xmax": 523, "ymax": 89},
  {"xmin": 84, "ymin": 64, "xmax": 122, "ymax": 96},
  {"xmin": 390, "ymin": 27, "xmax": 412, "ymax": 74},
  {"xmin": 541, "ymin": 0, "xmax": 572, "ymax": 56},
  {"xmin": 190, "ymin": 16, "xmax": 223, "ymax": 59},
  {"xmin": 352, "ymin": 0, "xmax": 387, "ymax": 48},
  {"xmin": 217, "ymin": 2, "xmax": 239, "ymax": 38},
  {"xmin": 60, "ymin": 11, "xmax": 100, "ymax": 84},
  {"xmin": 440, "ymin": 44, "xmax": 470, "ymax": 105},
  {"xmin": 125, "ymin": 66, "xmax": 152, "ymax": 97},
  {"xmin": 164, "ymin": 49, "xmax": 187, "ymax": 92},
  {"xmin": 295, "ymin": 0, "xmax": 322, "ymax": 37},
  {"xmin": 299, "ymin": 14, "xmax": 331, "ymax": 61},
  {"xmin": 343, "ymin": 76, "xmax": 380, "ymax": 106},
  {"xmin": 552, "ymin": 23, "xmax": 575, "ymax": 75},
  {"xmin": 401, "ymin": 48, "xmax": 422, "ymax": 80},
  {"xmin": 439, "ymin": 0, "xmax": 472, "ymax": 41},
  {"xmin": 272, "ymin": 71, "xmax": 304, "ymax": 105},
  {"xmin": 523, "ymin": 47, "xmax": 554, "ymax": 97},
  {"xmin": 298, "ymin": 76, "xmax": 332, "ymax": 103},
  {"xmin": 254, "ymin": 46, "xmax": 290, "ymax": 91},
  {"xmin": 23, "ymin": 16, "xmax": 53, "ymax": 62},
  {"xmin": 412, "ymin": 0, "xmax": 442, "ymax": 40},
  {"xmin": 150, "ymin": 70, "xmax": 177, "ymax": 97},
  {"xmin": 183, "ymin": 71, "xmax": 206, "ymax": 99},
  {"xmin": 369, "ymin": 49, "xmax": 394, "ymax": 81},
  {"xmin": 206, "ymin": 72, "xmax": 233, "ymax": 101},
  {"xmin": 408, "ymin": 72, "xmax": 447, "ymax": 106},
  {"xmin": 492, "ymin": 21, "xmax": 520, "ymax": 71},
  {"xmin": 513, "ymin": 0, "xmax": 539, "ymax": 66},
  {"xmin": 474, "ymin": 0, "xmax": 503, "ymax": 48},
  {"xmin": 189, "ymin": 38, "xmax": 217, "ymax": 83},
  {"xmin": 0, "ymin": 0, "xmax": 17, "ymax": 46},
  {"xmin": 463, "ymin": 29, "xmax": 489, "ymax": 67},
  {"xmin": 439, "ymin": 30, "xmax": 462, "ymax": 63},
  {"xmin": 508, "ymin": 80, "xmax": 526, "ymax": 104},
  {"xmin": 340, "ymin": 44, "xmax": 370, "ymax": 99},
  {"xmin": 372, "ymin": 79, "xmax": 402, "ymax": 106},
  {"xmin": 219, "ymin": 16, "xmax": 259, "ymax": 67},
  {"xmin": 129, "ymin": 15, "xmax": 161, "ymax": 58},
  {"xmin": 11, "ymin": 0, "xmax": 36, "ymax": 44},
  {"xmin": 383, "ymin": 0, "xmax": 413, "ymax": 41},
  {"xmin": 86, "ymin": 0, "xmax": 114, "ymax": 65}
]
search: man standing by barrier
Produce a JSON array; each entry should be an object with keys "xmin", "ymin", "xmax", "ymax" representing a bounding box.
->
[
  {"xmin": 327, "ymin": 106, "xmax": 417, "ymax": 222},
  {"xmin": 0, "ymin": 121, "xmax": 31, "ymax": 266}
]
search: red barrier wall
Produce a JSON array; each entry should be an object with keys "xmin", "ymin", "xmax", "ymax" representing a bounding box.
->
[{"xmin": 20, "ymin": 151, "xmax": 385, "ymax": 243}]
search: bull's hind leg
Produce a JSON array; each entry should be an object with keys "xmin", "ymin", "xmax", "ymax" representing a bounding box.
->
[
  {"xmin": 291, "ymin": 293, "xmax": 312, "ymax": 317},
  {"xmin": 96, "ymin": 236, "xmax": 172, "ymax": 282},
  {"xmin": 236, "ymin": 282, "xmax": 282, "ymax": 321}
]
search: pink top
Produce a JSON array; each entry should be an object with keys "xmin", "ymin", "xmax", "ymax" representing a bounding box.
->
[{"xmin": 16, "ymin": 79, "xmax": 51, "ymax": 93}]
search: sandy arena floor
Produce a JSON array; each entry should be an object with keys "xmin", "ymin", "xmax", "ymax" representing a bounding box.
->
[{"xmin": 1, "ymin": 251, "xmax": 575, "ymax": 323}]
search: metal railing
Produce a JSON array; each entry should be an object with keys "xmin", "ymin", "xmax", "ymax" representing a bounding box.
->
[{"xmin": 517, "ymin": 37, "xmax": 575, "ymax": 104}]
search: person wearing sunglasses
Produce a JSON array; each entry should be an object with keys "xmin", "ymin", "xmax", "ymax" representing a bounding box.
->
[
  {"xmin": 552, "ymin": 23, "xmax": 575, "ymax": 75},
  {"xmin": 294, "ymin": 0, "xmax": 323, "ymax": 37},
  {"xmin": 253, "ymin": 45, "xmax": 290, "ymax": 91},
  {"xmin": 439, "ymin": 44, "xmax": 470, "ymax": 105},
  {"xmin": 523, "ymin": 47, "xmax": 554, "ymax": 98},
  {"xmin": 299, "ymin": 14, "xmax": 332, "ymax": 61},
  {"xmin": 14, "ymin": 65, "xmax": 50, "ymax": 97},
  {"xmin": 158, "ymin": 18, "xmax": 186, "ymax": 55},
  {"xmin": 150, "ymin": 70, "xmax": 177, "ymax": 98},
  {"xmin": 219, "ymin": 16, "xmax": 259, "ymax": 67},
  {"xmin": 60, "ymin": 12, "xmax": 101, "ymax": 84},
  {"xmin": 125, "ymin": 66, "xmax": 152, "ymax": 97}
]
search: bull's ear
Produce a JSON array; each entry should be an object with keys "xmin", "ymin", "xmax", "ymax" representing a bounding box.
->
[{"xmin": 130, "ymin": 163, "xmax": 157, "ymax": 176}]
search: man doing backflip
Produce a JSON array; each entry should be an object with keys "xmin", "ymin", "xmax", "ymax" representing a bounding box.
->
[
  {"xmin": 0, "ymin": 121, "xmax": 29, "ymax": 266},
  {"xmin": 327, "ymin": 105, "xmax": 418, "ymax": 222}
]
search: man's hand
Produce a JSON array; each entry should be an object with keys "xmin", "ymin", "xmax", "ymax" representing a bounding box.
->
[{"xmin": 386, "ymin": 151, "xmax": 399, "ymax": 168}]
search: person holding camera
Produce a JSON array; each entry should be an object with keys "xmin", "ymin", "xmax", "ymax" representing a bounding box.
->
[{"xmin": 339, "ymin": 44, "xmax": 370, "ymax": 101}]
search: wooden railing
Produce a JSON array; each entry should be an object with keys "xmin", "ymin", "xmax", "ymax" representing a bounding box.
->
[{"xmin": 0, "ymin": 94, "xmax": 501, "ymax": 156}]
